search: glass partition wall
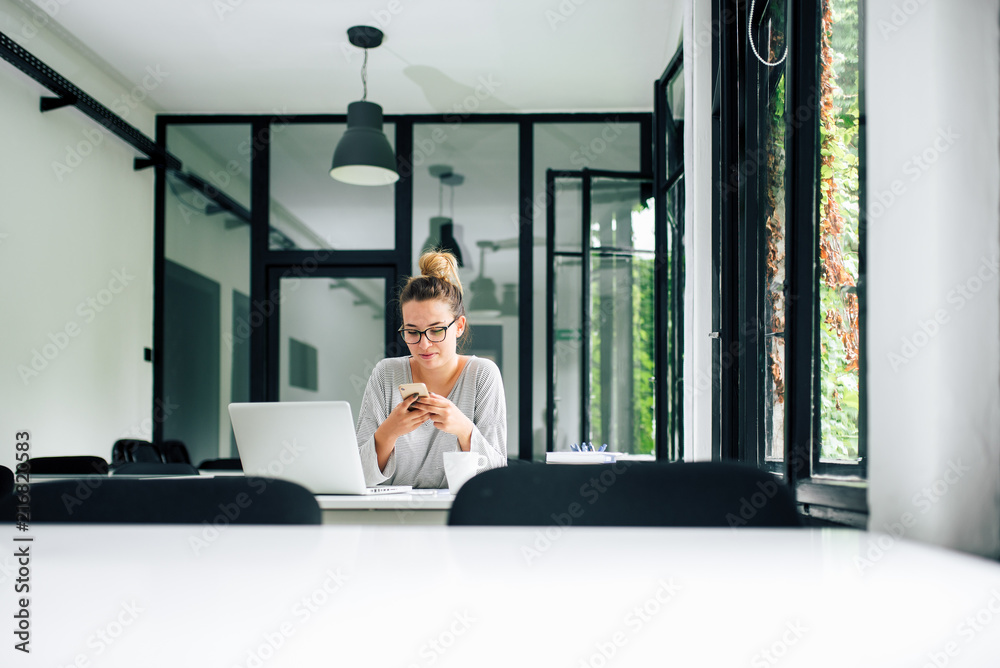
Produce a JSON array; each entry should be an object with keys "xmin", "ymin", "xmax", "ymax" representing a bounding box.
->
[
  {"xmin": 161, "ymin": 124, "xmax": 252, "ymax": 464},
  {"xmin": 155, "ymin": 114, "xmax": 665, "ymax": 463}
]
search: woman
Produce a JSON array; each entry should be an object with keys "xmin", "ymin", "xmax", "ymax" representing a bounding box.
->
[{"xmin": 356, "ymin": 250, "xmax": 507, "ymax": 488}]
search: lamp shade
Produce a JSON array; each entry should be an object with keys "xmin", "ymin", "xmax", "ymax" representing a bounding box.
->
[
  {"xmin": 469, "ymin": 276, "xmax": 501, "ymax": 314},
  {"xmin": 330, "ymin": 101, "xmax": 399, "ymax": 186}
]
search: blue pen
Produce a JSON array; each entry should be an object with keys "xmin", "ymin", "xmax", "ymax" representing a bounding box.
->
[
  {"xmin": 599, "ymin": 444, "xmax": 607, "ymax": 452},
  {"xmin": 570, "ymin": 443, "xmax": 579, "ymax": 451}
]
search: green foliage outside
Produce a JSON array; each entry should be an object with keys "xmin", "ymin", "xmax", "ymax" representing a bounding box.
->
[
  {"xmin": 818, "ymin": 0, "xmax": 861, "ymax": 460},
  {"xmin": 588, "ymin": 208, "xmax": 657, "ymax": 456}
]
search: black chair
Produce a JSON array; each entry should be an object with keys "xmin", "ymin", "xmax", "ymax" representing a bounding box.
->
[
  {"xmin": 448, "ymin": 461, "xmax": 801, "ymax": 527},
  {"xmin": 506, "ymin": 457, "xmax": 542, "ymax": 467},
  {"xmin": 0, "ymin": 465, "xmax": 13, "ymax": 498},
  {"xmin": 26, "ymin": 456, "xmax": 109, "ymax": 475},
  {"xmin": 111, "ymin": 439, "xmax": 162, "ymax": 465},
  {"xmin": 198, "ymin": 458, "xmax": 243, "ymax": 471},
  {"xmin": 160, "ymin": 440, "xmax": 192, "ymax": 465},
  {"xmin": 111, "ymin": 462, "xmax": 199, "ymax": 476},
  {"xmin": 0, "ymin": 476, "xmax": 321, "ymax": 524}
]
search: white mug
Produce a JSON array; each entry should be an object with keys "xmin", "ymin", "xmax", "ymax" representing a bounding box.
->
[{"xmin": 443, "ymin": 451, "xmax": 488, "ymax": 494}]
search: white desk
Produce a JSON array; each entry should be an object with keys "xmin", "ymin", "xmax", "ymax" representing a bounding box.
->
[
  {"xmin": 31, "ymin": 475, "xmax": 454, "ymax": 525},
  {"xmin": 10, "ymin": 525, "xmax": 1000, "ymax": 666},
  {"xmin": 316, "ymin": 489, "xmax": 453, "ymax": 525}
]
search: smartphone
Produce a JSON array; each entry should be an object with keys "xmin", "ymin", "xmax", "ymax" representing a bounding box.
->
[{"xmin": 398, "ymin": 382, "xmax": 429, "ymax": 411}]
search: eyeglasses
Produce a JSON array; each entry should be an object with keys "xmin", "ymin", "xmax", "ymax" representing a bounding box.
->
[{"xmin": 398, "ymin": 316, "xmax": 458, "ymax": 344}]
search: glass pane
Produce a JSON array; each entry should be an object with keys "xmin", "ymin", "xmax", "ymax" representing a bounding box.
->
[
  {"xmin": 668, "ymin": 69, "xmax": 685, "ymax": 123},
  {"xmin": 553, "ymin": 179, "xmax": 583, "ymax": 254},
  {"xmin": 817, "ymin": 0, "xmax": 861, "ymax": 463},
  {"xmin": 589, "ymin": 179, "xmax": 655, "ymax": 456},
  {"xmin": 411, "ymin": 123, "xmax": 519, "ymax": 457},
  {"xmin": 278, "ymin": 276, "xmax": 385, "ymax": 421},
  {"xmin": 553, "ymin": 257, "xmax": 582, "ymax": 452},
  {"xmin": 166, "ymin": 124, "xmax": 252, "ymax": 211},
  {"xmin": 533, "ymin": 122, "xmax": 641, "ymax": 459},
  {"xmin": 164, "ymin": 124, "xmax": 252, "ymax": 463},
  {"xmin": 269, "ymin": 123, "xmax": 395, "ymax": 250},
  {"xmin": 763, "ymin": 71, "xmax": 787, "ymax": 464},
  {"xmin": 661, "ymin": 187, "xmax": 679, "ymax": 458}
]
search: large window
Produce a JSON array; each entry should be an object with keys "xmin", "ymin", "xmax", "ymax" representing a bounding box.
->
[
  {"xmin": 155, "ymin": 114, "xmax": 667, "ymax": 464},
  {"xmin": 714, "ymin": 0, "xmax": 867, "ymax": 521}
]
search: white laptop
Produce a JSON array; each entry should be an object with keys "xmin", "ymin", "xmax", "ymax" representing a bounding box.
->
[{"xmin": 228, "ymin": 401, "xmax": 412, "ymax": 495}]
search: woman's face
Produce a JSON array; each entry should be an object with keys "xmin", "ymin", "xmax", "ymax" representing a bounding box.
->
[{"xmin": 401, "ymin": 299, "xmax": 465, "ymax": 371}]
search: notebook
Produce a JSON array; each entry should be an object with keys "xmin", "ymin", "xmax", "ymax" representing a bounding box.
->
[{"xmin": 228, "ymin": 401, "xmax": 412, "ymax": 495}]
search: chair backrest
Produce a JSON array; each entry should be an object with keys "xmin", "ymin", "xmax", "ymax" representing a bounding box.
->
[
  {"xmin": 198, "ymin": 458, "xmax": 243, "ymax": 471},
  {"xmin": 111, "ymin": 462, "xmax": 199, "ymax": 476},
  {"xmin": 0, "ymin": 465, "xmax": 12, "ymax": 498},
  {"xmin": 448, "ymin": 461, "xmax": 801, "ymax": 527},
  {"xmin": 0, "ymin": 476, "xmax": 321, "ymax": 524},
  {"xmin": 26, "ymin": 456, "xmax": 109, "ymax": 475},
  {"xmin": 111, "ymin": 439, "xmax": 163, "ymax": 464},
  {"xmin": 160, "ymin": 440, "xmax": 192, "ymax": 465}
]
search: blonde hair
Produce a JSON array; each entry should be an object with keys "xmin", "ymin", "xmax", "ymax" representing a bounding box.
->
[{"xmin": 400, "ymin": 250, "xmax": 465, "ymax": 318}]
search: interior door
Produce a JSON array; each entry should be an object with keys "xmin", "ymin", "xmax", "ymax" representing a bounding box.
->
[{"xmin": 546, "ymin": 169, "xmax": 655, "ymax": 455}]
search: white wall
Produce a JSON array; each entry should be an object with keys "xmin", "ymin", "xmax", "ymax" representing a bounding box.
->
[
  {"xmin": 684, "ymin": 0, "xmax": 715, "ymax": 462},
  {"xmin": 0, "ymin": 1, "xmax": 160, "ymax": 469},
  {"xmin": 867, "ymin": 0, "xmax": 1000, "ymax": 558},
  {"xmin": 278, "ymin": 277, "xmax": 386, "ymax": 421}
]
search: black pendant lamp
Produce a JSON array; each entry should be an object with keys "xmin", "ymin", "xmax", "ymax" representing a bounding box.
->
[{"xmin": 330, "ymin": 26, "xmax": 399, "ymax": 186}]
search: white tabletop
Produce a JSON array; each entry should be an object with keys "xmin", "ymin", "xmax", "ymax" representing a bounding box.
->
[
  {"xmin": 316, "ymin": 489, "xmax": 454, "ymax": 510},
  {"xmin": 8, "ymin": 525, "xmax": 1000, "ymax": 666}
]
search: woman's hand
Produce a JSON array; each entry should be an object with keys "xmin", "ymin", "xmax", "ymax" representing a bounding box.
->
[
  {"xmin": 374, "ymin": 394, "xmax": 431, "ymax": 470},
  {"xmin": 412, "ymin": 393, "xmax": 474, "ymax": 450}
]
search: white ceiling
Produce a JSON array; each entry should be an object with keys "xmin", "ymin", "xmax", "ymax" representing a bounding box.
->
[{"xmin": 20, "ymin": 0, "xmax": 682, "ymax": 114}]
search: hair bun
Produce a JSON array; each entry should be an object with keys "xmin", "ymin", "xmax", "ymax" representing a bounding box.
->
[{"xmin": 419, "ymin": 250, "xmax": 463, "ymax": 295}]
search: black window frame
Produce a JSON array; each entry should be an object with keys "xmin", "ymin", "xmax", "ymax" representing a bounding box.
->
[{"xmin": 713, "ymin": 0, "xmax": 869, "ymax": 525}]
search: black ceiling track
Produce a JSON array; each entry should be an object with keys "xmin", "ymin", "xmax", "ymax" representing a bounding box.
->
[{"xmin": 0, "ymin": 29, "xmax": 181, "ymax": 171}]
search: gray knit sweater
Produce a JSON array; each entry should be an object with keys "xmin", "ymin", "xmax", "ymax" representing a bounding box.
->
[{"xmin": 356, "ymin": 356, "xmax": 508, "ymax": 488}]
